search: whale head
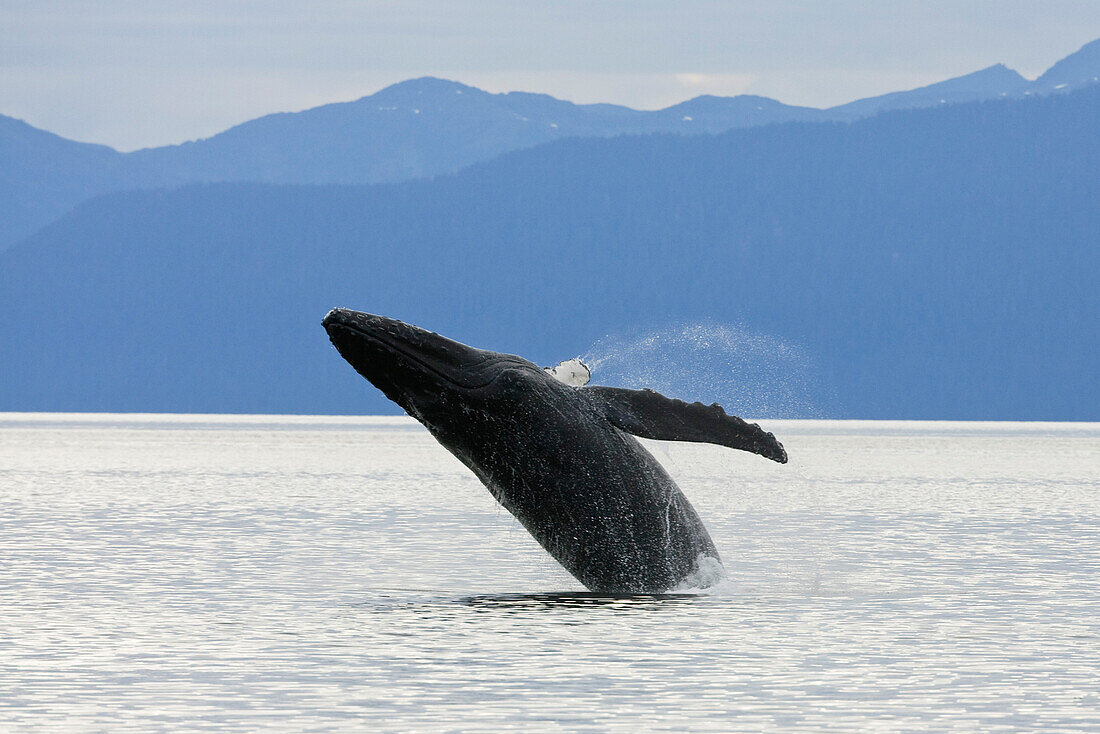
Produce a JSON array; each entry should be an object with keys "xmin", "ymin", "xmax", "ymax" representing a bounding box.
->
[{"xmin": 322, "ymin": 308, "xmax": 548, "ymax": 426}]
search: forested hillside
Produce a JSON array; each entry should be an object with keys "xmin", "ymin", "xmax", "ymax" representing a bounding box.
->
[{"xmin": 1, "ymin": 88, "xmax": 1095, "ymax": 418}]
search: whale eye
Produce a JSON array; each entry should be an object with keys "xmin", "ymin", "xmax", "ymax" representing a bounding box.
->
[{"xmin": 544, "ymin": 358, "xmax": 591, "ymax": 387}]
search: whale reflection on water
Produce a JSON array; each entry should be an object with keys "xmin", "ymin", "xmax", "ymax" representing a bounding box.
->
[{"xmin": 460, "ymin": 591, "xmax": 704, "ymax": 610}]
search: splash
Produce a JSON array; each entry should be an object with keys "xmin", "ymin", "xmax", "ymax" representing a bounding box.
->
[
  {"xmin": 582, "ymin": 322, "xmax": 823, "ymax": 418},
  {"xmin": 671, "ymin": 555, "xmax": 728, "ymax": 593}
]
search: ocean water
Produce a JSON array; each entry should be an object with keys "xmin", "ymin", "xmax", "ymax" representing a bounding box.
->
[{"xmin": 1, "ymin": 414, "xmax": 1097, "ymax": 732}]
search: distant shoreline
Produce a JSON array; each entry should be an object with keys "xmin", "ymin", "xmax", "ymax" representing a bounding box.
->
[{"xmin": 2, "ymin": 412, "xmax": 1096, "ymax": 436}]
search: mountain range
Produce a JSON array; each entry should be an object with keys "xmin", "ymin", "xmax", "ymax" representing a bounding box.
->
[
  {"xmin": 2, "ymin": 38, "xmax": 1098, "ymax": 250},
  {"xmin": 1, "ymin": 85, "xmax": 1096, "ymax": 419}
]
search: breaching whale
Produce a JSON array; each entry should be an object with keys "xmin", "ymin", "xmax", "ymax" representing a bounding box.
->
[{"xmin": 322, "ymin": 309, "xmax": 787, "ymax": 593}]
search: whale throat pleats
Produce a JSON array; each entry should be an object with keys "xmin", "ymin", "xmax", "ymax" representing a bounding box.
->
[{"xmin": 584, "ymin": 386, "xmax": 788, "ymax": 464}]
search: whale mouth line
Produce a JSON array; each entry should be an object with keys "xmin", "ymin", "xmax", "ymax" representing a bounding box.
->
[{"xmin": 326, "ymin": 321, "xmax": 499, "ymax": 390}]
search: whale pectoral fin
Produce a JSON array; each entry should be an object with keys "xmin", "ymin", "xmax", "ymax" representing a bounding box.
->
[{"xmin": 585, "ymin": 386, "xmax": 788, "ymax": 464}]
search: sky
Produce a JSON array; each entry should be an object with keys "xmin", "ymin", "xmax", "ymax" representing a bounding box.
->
[{"xmin": 2, "ymin": 0, "xmax": 1098, "ymax": 151}]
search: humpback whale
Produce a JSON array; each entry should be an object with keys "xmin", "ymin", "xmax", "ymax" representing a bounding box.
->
[{"xmin": 322, "ymin": 309, "xmax": 787, "ymax": 593}]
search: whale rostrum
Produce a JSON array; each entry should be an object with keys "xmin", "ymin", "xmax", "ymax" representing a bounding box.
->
[{"xmin": 322, "ymin": 309, "xmax": 787, "ymax": 593}]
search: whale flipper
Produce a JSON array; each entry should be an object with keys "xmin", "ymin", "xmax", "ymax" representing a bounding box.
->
[{"xmin": 585, "ymin": 386, "xmax": 788, "ymax": 464}]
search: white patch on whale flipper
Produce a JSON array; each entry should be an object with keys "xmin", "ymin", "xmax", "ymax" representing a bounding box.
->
[{"xmin": 544, "ymin": 358, "xmax": 591, "ymax": 387}]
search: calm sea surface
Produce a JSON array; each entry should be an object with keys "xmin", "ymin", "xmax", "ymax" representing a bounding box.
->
[{"xmin": 1, "ymin": 414, "xmax": 1097, "ymax": 732}]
